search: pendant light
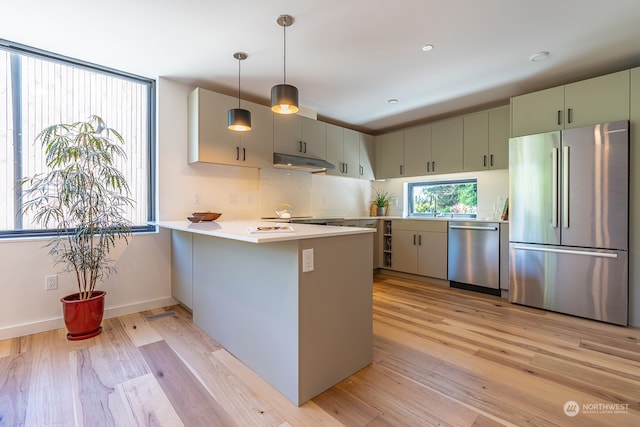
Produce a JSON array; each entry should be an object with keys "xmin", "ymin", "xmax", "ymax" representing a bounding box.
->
[
  {"xmin": 228, "ymin": 52, "xmax": 252, "ymax": 131},
  {"xmin": 271, "ymin": 14, "xmax": 299, "ymax": 115}
]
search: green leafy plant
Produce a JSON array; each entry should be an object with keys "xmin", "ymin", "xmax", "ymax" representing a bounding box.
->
[
  {"xmin": 373, "ymin": 188, "xmax": 394, "ymax": 208},
  {"xmin": 19, "ymin": 115, "xmax": 134, "ymax": 300}
]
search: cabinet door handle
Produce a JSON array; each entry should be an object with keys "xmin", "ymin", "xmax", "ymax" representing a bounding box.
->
[
  {"xmin": 303, "ymin": 142, "xmax": 307, "ymax": 153},
  {"xmin": 413, "ymin": 234, "xmax": 416, "ymax": 245},
  {"xmin": 427, "ymin": 162, "xmax": 430, "ymax": 173},
  {"xmin": 490, "ymin": 154, "xmax": 494, "ymax": 167},
  {"xmin": 344, "ymin": 163, "xmax": 348, "ymax": 174},
  {"xmin": 242, "ymin": 147, "xmax": 246, "ymax": 161},
  {"xmin": 567, "ymin": 108, "xmax": 573, "ymax": 124},
  {"xmin": 360, "ymin": 165, "xmax": 363, "ymax": 176},
  {"xmin": 418, "ymin": 235, "xmax": 422, "ymax": 246},
  {"xmin": 298, "ymin": 141, "xmax": 303, "ymax": 153},
  {"xmin": 432, "ymin": 161, "xmax": 435, "ymax": 172},
  {"xmin": 557, "ymin": 110, "xmax": 562, "ymax": 125},
  {"xmin": 236, "ymin": 146, "xmax": 240, "ymax": 161},
  {"xmin": 400, "ymin": 164, "xmax": 404, "ymax": 175},
  {"xmin": 483, "ymin": 155, "xmax": 487, "ymax": 167}
]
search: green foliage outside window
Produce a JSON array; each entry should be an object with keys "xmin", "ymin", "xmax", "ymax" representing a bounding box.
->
[{"xmin": 409, "ymin": 180, "xmax": 477, "ymax": 217}]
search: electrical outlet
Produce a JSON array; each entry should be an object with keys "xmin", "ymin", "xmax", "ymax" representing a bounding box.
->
[
  {"xmin": 45, "ymin": 275, "xmax": 58, "ymax": 290},
  {"xmin": 193, "ymin": 193, "xmax": 201, "ymax": 204},
  {"xmin": 302, "ymin": 249, "xmax": 314, "ymax": 272}
]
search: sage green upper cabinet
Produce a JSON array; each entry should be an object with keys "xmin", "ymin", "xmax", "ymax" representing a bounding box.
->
[
  {"xmin": 463, "ymin": 111, "xmax": 489, "ymax": 172},
  {"xmin": 187, "ymin": 87, "xmax": 273, "ymax": 168},
  {"xmin": 326, "ymin": 124, "xmax": 359, "ymax": 178},
  {"xmin": 359, "ymin": 133, "xmax": 376, "ymax": 180},
  {"xmin": 274, "ymin": 114, "xmax": 327, "ymax": 160},
  {"xmin": 431, "ymin": 117, "xmax": 463, "ymax": 174},
  {"xmin": 511, "ymin": 86, "xmax": 563, "ymax": 136},
  {"xmin": 326, "ymin": 123, "xmax": 343, "ymax": 176},
  {"xmin": 463, "ymin": 106, "xmax": 509, "ymax": 171},
  {"xmin": 511, "ymin": 70, "xmax": 630, "ymax": 136},
  {"xmin": 239, "ymin": 99, "xmax": 275, "ymax": 167},
  {"xmin": 632, "ymin": 66, "xmax": 640, "ymax": 133},
  {"xmin": 564, "ymin": 70, "xmax": 630, "ymax": 128},
  {"xmin": 376, "ymin": 130, "xmax": 404, "ymax": 179},
  {"xmin": 342, "ymin": 128, "xmax": 361, "ymax": 178},
  {"xmin": 488, "ymin": 106, "xmax": 510, "ymax": 169},
  {"xmin": 403, "ymin": 124, "xmax": 431, "ymax": 176}
]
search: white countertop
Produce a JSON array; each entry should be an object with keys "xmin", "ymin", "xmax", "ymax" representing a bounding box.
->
[
  {"xmin": 152, "ymin": 220, "xmax": 375, "ymax": 243},
  {"xmin": 354, "ymin": 216, "xmax": 508, "ymax": 223}
]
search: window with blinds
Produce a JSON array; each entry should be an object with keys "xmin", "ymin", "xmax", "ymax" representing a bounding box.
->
[{"xmin": 0, "ymin": 40, "xmax": 155, "ymax": 237}]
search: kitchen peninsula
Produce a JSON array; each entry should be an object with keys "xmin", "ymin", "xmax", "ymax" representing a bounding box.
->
[{"xmin": 154, "ymin": 220, "xmax": 375, "ymax": 405}]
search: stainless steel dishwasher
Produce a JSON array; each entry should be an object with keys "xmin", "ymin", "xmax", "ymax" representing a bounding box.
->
[{"xmin": 448, "ymin": 221, "xmax": 500, "ymax": 294}]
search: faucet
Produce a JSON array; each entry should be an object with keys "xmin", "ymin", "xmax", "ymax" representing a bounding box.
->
[{"xmin": 432, "ymin": 195, "xmax": 438, "ymax": 217}]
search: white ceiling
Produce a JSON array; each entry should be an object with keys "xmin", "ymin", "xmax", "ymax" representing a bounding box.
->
[{"xmin": 3, "ymin": 0, "xmax": 640, "ymax": 133}]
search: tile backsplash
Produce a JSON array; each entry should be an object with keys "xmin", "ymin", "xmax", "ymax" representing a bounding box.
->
[{"xmin": 259, "ymin": 169, "xmax": 373, "ymax": 218}]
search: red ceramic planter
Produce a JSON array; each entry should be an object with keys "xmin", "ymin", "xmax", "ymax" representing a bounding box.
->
[{"xmin": 60, "ymin": 290, "xmax": 106, "ymax": 340}]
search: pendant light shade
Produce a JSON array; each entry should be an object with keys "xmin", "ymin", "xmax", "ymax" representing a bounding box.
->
[
  {"xmin": 271, "ymin": 15, "xmax": 299, "ymax": 115},
  {"xmin": 271, "ymin": 84, "xmax": 299, "ymax": 115},
  {"xmin": 228, "ymin": 108, "xmax": 251, "ymax": 131},
  {"xmin": 228, "ymin": 52, "xmax": 251, "ymax": 131}
]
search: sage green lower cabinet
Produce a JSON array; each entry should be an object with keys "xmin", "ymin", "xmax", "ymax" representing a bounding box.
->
[
  {"xmin": 171, "ymin": 231, "xmax": 193, "ymax": 309},
  {"xmin": 391, "ymin": 220, "xmax": 448, "ymax": 279},
  {"xmin": 190, "ymin": 232, "xmax": 373, "ymax": 406}
]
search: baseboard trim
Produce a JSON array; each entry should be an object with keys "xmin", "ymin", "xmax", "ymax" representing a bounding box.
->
[{"xmin": 0, "ymin": 296, "xmax": 177, "ymax": 341}]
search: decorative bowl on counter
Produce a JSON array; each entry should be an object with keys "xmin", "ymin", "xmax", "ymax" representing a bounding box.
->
[
  {"xmin": 192, "ymin": 211, "xmax": 221, "ymax": 221},
  {"xmin": 187, "ymin": 215, "xmax": 204, "ymax": 223}
]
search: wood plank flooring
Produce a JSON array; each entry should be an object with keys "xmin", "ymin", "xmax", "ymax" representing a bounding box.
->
[{"xmin": 1, "ymin": 273, "xmax": 639, "ymax": 426}]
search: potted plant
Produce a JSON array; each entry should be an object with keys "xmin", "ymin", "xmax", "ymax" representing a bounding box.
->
[
  {"xmin": 19, "ymin": 115, "xmax": 134, "ymax": 340},
  {"xmin": 373, "ymin": 188, "xmax": 394, "ymax": 216}
]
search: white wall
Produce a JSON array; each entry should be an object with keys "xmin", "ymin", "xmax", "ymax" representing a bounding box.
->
[
  {"xmin": 0, "ymin": 231, "xmax": 173, "ymax": 340},
  {"xmin": 158, "ymin": 76, "xmax": 262, "ymax": 221},
  {"xmin": 259, "ymin": 169, "xmax": 373, "ymax": 218}
]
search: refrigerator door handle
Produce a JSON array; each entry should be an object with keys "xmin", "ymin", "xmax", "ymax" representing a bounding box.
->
[
  {"xmin": 562, "ymin": 145, "xmax": 570, "ymax": 228},
  {"xmin": 552, "ymin": 147, "xmax": 559, "ymax": 228},
  {"xmin": 512, "ymin": 245, "xmax": 618, "ymax": 259}
]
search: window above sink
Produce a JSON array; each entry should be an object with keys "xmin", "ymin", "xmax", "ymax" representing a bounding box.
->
[{"xmin": 408, "ymin": 179, "xmax": 477, "ymax": 218}]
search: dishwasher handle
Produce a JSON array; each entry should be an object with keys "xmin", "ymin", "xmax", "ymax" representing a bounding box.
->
[{"xmin": 449, "ymin": 225, "xmax": 498, "ymax": 231}]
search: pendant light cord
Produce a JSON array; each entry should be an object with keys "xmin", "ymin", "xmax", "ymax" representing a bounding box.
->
[
  {"xmin": 237, "ymin": 57, "xmax": 241, "ymax": 108},
  {"xmin": 283, "ymin": 16, "xmax": 287, "ymax": 84}
]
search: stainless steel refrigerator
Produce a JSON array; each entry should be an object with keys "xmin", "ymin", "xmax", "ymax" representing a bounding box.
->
[{"xmin": 508, "ymin": 121, "xmax": 629, "ymax": 326}]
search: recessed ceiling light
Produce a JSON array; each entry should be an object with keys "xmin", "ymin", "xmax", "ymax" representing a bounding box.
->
[
  {"xmin": 387, "ymin": 99, "xmax": 399, "ymax": 104},
  {"xmin": 422, "ymin": 44, "xmax": 434, "ymax": 52},
  {"xmin": 529, "ymin": 51, "xmax": 549, "ymax": 62}
]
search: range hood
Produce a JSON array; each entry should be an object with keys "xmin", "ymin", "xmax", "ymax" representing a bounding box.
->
[{"xmin": 273, "ymin": 152, "xmax": 335, "ymax": 172}]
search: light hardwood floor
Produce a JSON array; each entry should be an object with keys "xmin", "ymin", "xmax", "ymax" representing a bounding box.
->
[{"xmin": 1, "ymin": 274, "xmax": 639, "ymax": 426}]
